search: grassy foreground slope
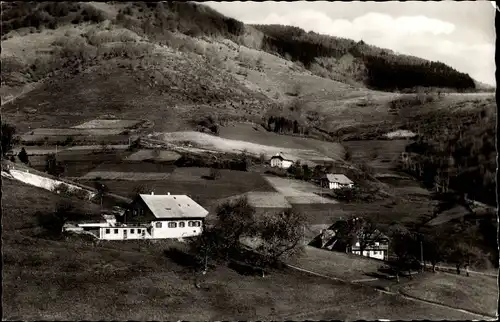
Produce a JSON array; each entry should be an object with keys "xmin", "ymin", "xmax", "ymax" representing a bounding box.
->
[{"xmin": 1, "ymin": 178, "xmax": 484, "ymax": 321}]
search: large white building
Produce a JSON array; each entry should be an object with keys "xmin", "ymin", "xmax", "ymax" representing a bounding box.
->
[{"xmin": 63, "ymin": 193, "xmax": 208, "ymax": 240}]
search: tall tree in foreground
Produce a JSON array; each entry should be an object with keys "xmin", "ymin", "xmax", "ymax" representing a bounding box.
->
[
  {"xmin": 189, "ymin": 197, "xmax": 306, "ymax": 277},
  {"xmin": 94, "ymin": 181, "xmax": 110, "ymax": 209},
  {"xmin": 255, "ymin": 209, "xmax": 307, "ymax": 266}
]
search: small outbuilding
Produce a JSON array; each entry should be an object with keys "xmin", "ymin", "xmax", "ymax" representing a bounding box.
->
[
  {"xmin": 320, "ymin": 173, "xmax": 354, "ymax": 189},
  {"xmin": 270, "ymin": 152, "xmax": 296, "ymax": 169}
]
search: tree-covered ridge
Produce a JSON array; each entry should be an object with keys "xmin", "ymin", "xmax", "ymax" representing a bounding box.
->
[
  {"xmin": 252, "ymin": 24, "xmax": 476, "ymax": 91},
  {"xmin": 110, "ymin": 1, "xmax": 245, "ymax": 43}
]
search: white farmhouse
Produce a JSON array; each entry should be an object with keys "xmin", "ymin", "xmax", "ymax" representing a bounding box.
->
[
  {"xmin": 320, "ymin": 173, "xmax": 354, "ymax": 189},
  {"xmin": 270, "ymin": 152, "xmax": 295, "ymax": 169},
  {"xmin": 63, "ymin": 192, "xmax": 208, "ymax": 240}
]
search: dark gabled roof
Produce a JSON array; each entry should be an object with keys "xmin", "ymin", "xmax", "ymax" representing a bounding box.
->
[
  {"xmin": 322, "ymin": 173, "xmax": 353, "ymax": 185},
  {"xmin": 270, "ymin": 152, "xmax": 296, "ymax": 162}
]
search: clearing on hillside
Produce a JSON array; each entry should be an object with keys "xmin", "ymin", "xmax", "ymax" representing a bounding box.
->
[
  {"xmin": 343, "ymin": 139, "xmax": 411, "ymax": 174},
  {"xmin": 125, "ymin": 149, "xmax": 181, "ymax": 162},
  {"xmin": 151, "ymin": 131, "xmax": 336, "ymax": 164},
  {"xmin": 23, "ymin": 128, "xmax": 125, "ymax": 136},
  {"xmin": 80, "ymin": 171, "xmax": 173, "ymax": 181},
  {"xmin": 219, "ymin": 123, "xmax": 345, "ymax": 161},
  {"xmin": 72, "ymin": 119, "xmax": 142, "ymax": 129}
]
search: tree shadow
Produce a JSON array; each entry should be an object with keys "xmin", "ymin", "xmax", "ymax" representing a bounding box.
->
[
  {"xmin": 228, "ymin": 260, "xmax": 266, "ymax": 277},
  {"xmin": 163, "ymin": 248, "xmax": 200, "ymax": 269}
]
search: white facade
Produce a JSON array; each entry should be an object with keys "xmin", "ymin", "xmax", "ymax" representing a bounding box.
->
[
  {"xmin": 99, "ymin": 225, "xmax": 150, "ymax": 240},
  {"xmin": 352, "ymin": 249, "xmax": 386, "ymax": 261},
  {"xmin": 270, "ymin": 157, "xmax": 293, "ymax": 169},
  {"xmin": 65, "ymin": 219, "xmax": 204, "ymax": 240},
  {"xmin": 150, "ymin": 219, "xmax": 203, "ymax": 239},
  {"xmin": 351, "ymin": 241, "xmax": 387, "ymax": 260},
  {"xmin": 326, "ymin": 181, "xmax": 354, "ymax": 190}
]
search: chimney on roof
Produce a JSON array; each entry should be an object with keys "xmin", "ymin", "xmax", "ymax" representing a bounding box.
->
[{"xmin": 151, "ymin": 191, "xmax": 154, "ymax": 195}]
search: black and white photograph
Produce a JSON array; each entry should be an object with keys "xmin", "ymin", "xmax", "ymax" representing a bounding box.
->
[{"xmin": 1, "ymin": 0, "xmax": 498, "ymax": 320}]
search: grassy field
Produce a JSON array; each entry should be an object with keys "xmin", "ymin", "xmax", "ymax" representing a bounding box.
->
[
  {"xmin": 399, "ymin": 272, "xmax": 498, "ymax": 317},
  {"xmin": 79, "ymin": 167, "xmax": 276, "ymax": 206},
  {"xmin": 219, "ymin": 123, "xmax": 345, "ymax": 161},
  {"xmin": 125, "ymin": 149, "xmax": 181, "ymax": 162},
  {"xmin": 2, "ymin": 179, "xmax": 483, "ymax": 321},
  {"xmin": 152, "ymin": 131, "xmax": 337, "ymax": 163},
  {"xmin": 343, "ymin": 139, "xmax": 411, "ymax": 173},
  {"xmin": 28, "ymin": 149, "xmax": 133, "ymax": 177},
  {"xmin": 327, "ymin": 198, "xmax": 436, "ymax": 228},
  {"xmin": 72, "ymin": 119, "xmax": 142, "ymax": 129},
  {"xmin": 87, "ymin": 161, "xmax": 177, "ymax": 173},
  {"xmin": 23, "ymin": 128, "xmax": 125, "ymax": 136},
  {"xmin": 81, "ymin": 171, "xmax": 174, "ymax": 181},
  {"xmin": 263, "ymin": 176, "xmax": 338, "ymax": 204}
]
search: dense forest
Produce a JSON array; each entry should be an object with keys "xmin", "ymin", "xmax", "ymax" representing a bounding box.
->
[
  {"xmin": 401, "ymin": 108, "xmax": 496, "ymax": 206},
  {"xmin": 1, "ymin": 2, "xmax": 105, "ymax": 35},
  {"xmin": 120, "ymin": 1, "xmax": 245, "ymax": 40},
  {"xmin": 253, "ymin": 24, "xmax": 476, "ymax": 91}
]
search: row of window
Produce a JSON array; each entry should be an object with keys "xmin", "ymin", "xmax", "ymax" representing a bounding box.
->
[
  {"xmin": 155, "ymin": 220, "xmax": 202, "ymax": 228},
  {"xmin": 104, "ymin": 228, "xmax": 145, "ymax": 235}
]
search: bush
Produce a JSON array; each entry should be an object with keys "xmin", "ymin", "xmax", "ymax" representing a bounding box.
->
[
  {"xmin": 208, "ymin": 167, "xmax": 221, "ymax": 180},
  {"xmin": 81, "ymin": 5, "xmax": 106, "ymax": 23},
  {"xmin": 86, "ymin": 29, "xmax": 138, "ymax": 46}
]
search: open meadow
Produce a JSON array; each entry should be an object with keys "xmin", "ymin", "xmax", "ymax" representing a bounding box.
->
[
  {"xmin": 343, "ymin": 139, "xmax": 411, "ymax": 174},
  {"xmin": 219, "ymin": 123, "xmax": 345, "ymax": 161},
  {"xmin": 78, "ymin": 167, "xmax": 276, "ymax": 206},
  {"xmin": 28, "ymin": 149, "xmax": 134, "ymax": 177},
  {"xmin": 151, "ymin": 131, "xmax": 338, "ymax": 164},
  {"xmin": 263, "ymin": 176, "xmax": 338, "ymax": 204},
  {"xmin": 398, "ymin": 272, "xmax": 498, "ymax": 317}
]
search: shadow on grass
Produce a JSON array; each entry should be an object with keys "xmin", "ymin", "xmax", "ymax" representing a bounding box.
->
[
  {"xmin": 228, "ymin": 260, "xmax": 266, "ymax": 277},
  {"xmin": 163, "ymin": 248, "xmax": 200, "ymax": 269}
]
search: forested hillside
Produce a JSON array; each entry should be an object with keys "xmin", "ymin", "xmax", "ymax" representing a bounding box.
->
[
  {"xmin": 253, "ymin": 24, "xmax": 476, "ymax": 91},
  {"xmin": 1, "ymin": 1, "xmax": 478, "ymax": 93},
  {"xmin": 402, "ymin": 106, "xmax": 496, "ymax": 206}
]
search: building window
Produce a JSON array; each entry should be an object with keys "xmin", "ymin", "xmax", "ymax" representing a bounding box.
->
[
  {"xmin": 374, "ymin": 251, "xmax": 378, "ymax": 255},
  {"xmin": 188, "ymin": 221, "xmax": 194, "ymax": 227},
  {"xmin": 168, "ymin": 222, "xmax": 177, "ymax": 228},
  {"xmin": 195, "ymin": 221, "xmax": 201, "ymax": 227},
  {"xmin": 114, "ymin": 229, "xmax": 118, "ymax": 234},
  {"xmin": 155, "ymin": 222, "xmax": 162, "ymax": 228},
  {"xmin": 105, "ymin": 229, "xmax": 110, "ymax": 234},
  {"xmin": 137, "ymin": 229, "xmax": 141, "ymax": 234},
  {"xmin": 179, "ymin": 221, "xmax": 185, "ymax": 228},
  {"xmin": 130, "ymin": 229, "xmax": 135, "ymax": 234}
]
